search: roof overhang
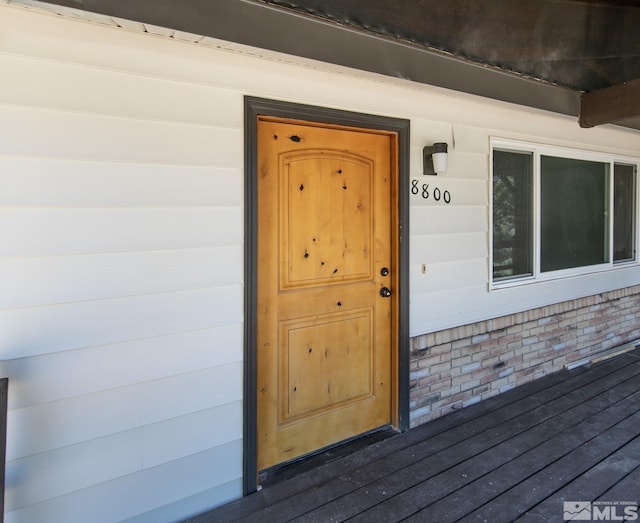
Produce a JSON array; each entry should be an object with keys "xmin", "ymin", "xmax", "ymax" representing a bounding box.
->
[{"xmin": 13, "ymin": 0, "xmax": 640, "ymax": 131}]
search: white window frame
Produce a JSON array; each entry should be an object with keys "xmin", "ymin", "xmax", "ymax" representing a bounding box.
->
[{"xmin": 490, "ymin": 138, "xmax": 640, "ymax": 290}]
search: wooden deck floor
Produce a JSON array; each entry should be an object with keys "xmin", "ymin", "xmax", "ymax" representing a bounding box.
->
[{"xmin": 188, "ymin": 348, "xmax": 640, "ymax": 522}]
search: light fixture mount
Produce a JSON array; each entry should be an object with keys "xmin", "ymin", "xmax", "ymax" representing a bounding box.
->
[{"xmin": 423, "ymin": 142, "xmax": 448, "ymax": 175}]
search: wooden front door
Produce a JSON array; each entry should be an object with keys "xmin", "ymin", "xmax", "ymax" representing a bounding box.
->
[{"xmin": 256, "ymin": 116, "xmax": 397, "ymax": 471}]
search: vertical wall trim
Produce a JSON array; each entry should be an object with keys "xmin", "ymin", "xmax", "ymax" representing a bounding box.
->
[
  {"xmin": 243, "ymin": 98, "xmax": 260, "ymax": 496},
  {"xmin": 0, "ymin": 378, "xmax": 7, "ymax": 523},
  {"xmin": 243, "ymin": 97, "xmax": 410, "ymax": 495}
]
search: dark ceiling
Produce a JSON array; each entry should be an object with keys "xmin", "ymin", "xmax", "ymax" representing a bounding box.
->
[{"xmin": 264, "ymin": 0, "xmax": 640, "ymax": 93}]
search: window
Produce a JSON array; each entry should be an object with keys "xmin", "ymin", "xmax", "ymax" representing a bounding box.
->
[
  {"xmin": 614, "ymin": 163, "xmax": 636, "ymax": 262},
  {"xmin": 492, "ymin": 150, "xmax": 533, "ymax": 280},
  {"xmin": 492, "ymin": 142, "xmax": 638, "ymax": 285},
  {"xmin": 540, "ymin": 156, "xmax": 609, "ymax": 272}
]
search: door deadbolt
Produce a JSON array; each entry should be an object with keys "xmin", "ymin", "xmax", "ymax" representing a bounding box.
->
[
  {"xmin": 379, "ymin": 287, "xmax": 392, "ymax": 298},
  {"xmin": 380, "ymin": 267, "xmax": 389, "ymax": 276}
]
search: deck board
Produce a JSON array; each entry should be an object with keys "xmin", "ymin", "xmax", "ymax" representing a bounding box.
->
[
  {"xmin": 449, "ymin": 405, "xmax": 640, "ymax": 522},
  {"xmin": 351, "ymin": 386, "xmax": 640, "ymax": 522},
  {"xmin": 515, "ymin": 435, "xmax": 640, "ymax": 522},
  {"xmin": 186, "ymin": 349, "xmax": 640, "ymax": 523},
  {"xmin": 600, "ymin": 465, "xmax": 640, "ymax": 501}
]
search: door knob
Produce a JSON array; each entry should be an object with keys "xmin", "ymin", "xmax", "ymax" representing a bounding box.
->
[{"xmin": 380, "ymin": 287, "xmax": 392, "ymax": 298}]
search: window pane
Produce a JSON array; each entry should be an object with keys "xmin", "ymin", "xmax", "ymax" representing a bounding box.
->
[
  {"xmin": 540, "ymin": 156, "xmax": 609, "ymax": 272},
  {"xmin": 613, "ymin": 163, "xmax": 636, "ymax": 262},
  {"xmin": 493, "ymin": 150, "xmax": 533, "ymax": 279}
]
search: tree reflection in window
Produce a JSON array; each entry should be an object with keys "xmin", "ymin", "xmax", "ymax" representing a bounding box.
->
[{"xmin": 493, "ymin": 150, "xmax": 533, "ymax": 280}]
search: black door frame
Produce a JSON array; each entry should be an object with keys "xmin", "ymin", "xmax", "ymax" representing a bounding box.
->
[{"xmin": 243, "ymin": 96, "xmax": 410, "ymax": 494}]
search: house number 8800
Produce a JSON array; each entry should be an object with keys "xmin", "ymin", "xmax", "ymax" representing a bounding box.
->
[{"xmin": 411, "ymin": 180, "xmax": 451, "ymax": 204}]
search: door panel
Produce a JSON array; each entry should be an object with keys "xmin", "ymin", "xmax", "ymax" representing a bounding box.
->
[
  {"xmin": 257, "ymin": 117, "xmax": 395, "ymax": 470},
  {"xmin": 280, "ymin": 151, "xmax": 374, "ymax": 288},
  {"xmin": 279, "ymin": 308, "xmax": 373, "ymax": 423}
]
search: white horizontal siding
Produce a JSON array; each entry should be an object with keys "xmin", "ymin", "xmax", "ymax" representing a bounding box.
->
[
  {"xmin": 0, "ymin": 324, "xmax": 242, "ymax": 410},
  {"xmin": 445, "ymin": 151, "xmax": 489, "ymax": 180},
  {"xmin": 411, "ymin": 258, "xmax": 488, "ymax": 294},
  {"xmin": 0, "ymin": 286, "xmax": 243, "ymax": 360},
  {"xmin": 452, "ymin": 124, "xmax": 492, "ymax": 153},
  {"xmin": 410, "ymin": 206, "xmax": 488, "ymax": 236},
  {"xmin": 7, "ymin": 362, "xmax": 242, "ymax": 460},
  {"xmin": 0, "ymin": 53, "xmax": 242, "ymax": 128},
  {"xmin": 411, "ymin": 262, "xmax": 640, "ymax": 334},
  {"xmin": 0, "ymin": 208, "xmax": 242, "ymax": 256},
  {"xmin": 6, "ymin": 401, "xmax": 241, "ymax": 511},
  {"xmin": 411, "ymin": 285, "xmax": 492, "ymax": 329},
  {"xmin": 1, "ymin": 3, "xmax": 640, "ymax": 522},
  {"xmin": 0, "ymin": 105, "xmax": 243, "ymax": 166},
  {"xmin": 141, "ymin": 400, "xmax": 242, "ymax": 469},
  {"xmin": 7, "ymin": 429, "xmax": 143, "ymax": 512},
  {"xmin": 411, "ymin": 232, "xmax": 488, "ymax": 264},
  {"xmin": 1, "ymin": 5, "xmax": 247, "ymax": 521},
  {"xmin": 5, "ymin": 440, "xmax": 242, "ymax": 523},
  {"xmin": 0, "ymin": 247, "xmax": 242, "ymax": 309},
  {"xmin": 408, "ymin": 121, "xmax": 492, "ymax": 333},
  {"xmin": 120, "ymin": 479, "xmax": 242, "ymax": 523},
  {"xmin": 0, "ymin": 158, "xmax": 241, "ymax": 207}
]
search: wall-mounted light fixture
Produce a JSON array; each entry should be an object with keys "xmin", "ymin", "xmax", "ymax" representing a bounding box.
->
[{"xmin": 423, "ymin": 142, "xmax": 448, "ymax": 175}]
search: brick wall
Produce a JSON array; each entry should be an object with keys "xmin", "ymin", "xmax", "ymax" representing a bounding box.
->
[{"xmin": 409, "ymin": 286, "xmax": 640, "ymax": 428}]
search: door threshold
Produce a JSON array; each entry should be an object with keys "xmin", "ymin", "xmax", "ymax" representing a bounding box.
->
[{"xmin": 258, "ymin": 426, "xmax": 398, "ymax": 489}]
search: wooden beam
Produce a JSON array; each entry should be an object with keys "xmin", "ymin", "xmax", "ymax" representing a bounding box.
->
[{"xmin": 579, "ymin": 78, "xmax": 640, "ymax": 128}]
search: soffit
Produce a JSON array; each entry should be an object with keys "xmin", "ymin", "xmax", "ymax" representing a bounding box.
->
[{"xmin": 8, "ymin": 0, "xmax": 640, "ymax": 131}]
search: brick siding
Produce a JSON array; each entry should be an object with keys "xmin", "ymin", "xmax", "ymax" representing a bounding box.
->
[{"xmin": 409, "ymin": 286, "xmax": 640, "ymax": 427}]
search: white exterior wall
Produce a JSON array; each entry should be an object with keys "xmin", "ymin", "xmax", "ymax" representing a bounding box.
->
[{"xmin": 1, "ymin": 3, "xmax": 639, "ymax": 522}]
